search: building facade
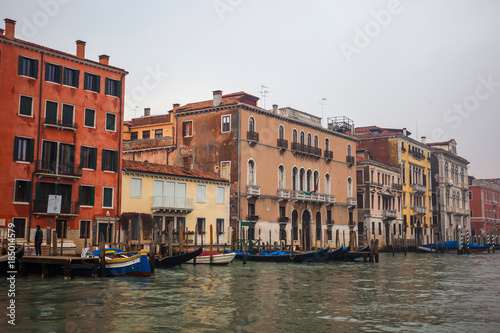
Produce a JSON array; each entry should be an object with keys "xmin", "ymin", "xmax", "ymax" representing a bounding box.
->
[
  {"xmin": 0, "ymin": 18, "xmax": 127, "ymax": 253},
  {"xmin": 170, "ymin": 91, "xmax": 358, "ymax": 250},
  {"xmin": 469, "ymin": 178, "xmax": 500, "ymax": 244},
  {"xmin": 121, "ymin": 159, "xmax": 231, "ymax": 247},
  {"xmin": 356, "ymin": 150, "xmax": 403, "ymax": 247},
  {"xmin": 354, "ymin": 127, "xmax": 433, "ymax": 244},
  {"xmin": 428, "ymin": 140, "xmax": 470, "ymax": 242}
]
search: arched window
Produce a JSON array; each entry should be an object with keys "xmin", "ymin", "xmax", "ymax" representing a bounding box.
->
[
  {"xmin": 460, "ymin": 169, "xmax": 464, "ymax": 183},
  {"xmin": 307, "ymin": 169, "xmax": 313, "ymax": 191},
  {"xmin": 347, "ymin": 177, "xmax": 353, "ymax": 198},
  {"xmin": 325, "ymin": 173, "xmax": 331, "ymax": 195},
  {"xmin": 300, "ymin": 168, "xmax": 305, "ymax": 191},
  {"xmin": 325, "ymin": 138, "xmax": 330, "ymax": 152},
  {"xmin": 292, "ymin": 167, "xmax": 298, "ymax": 191},
  {"xmin": 445, "ymin": 163, "xmax": 449, "ymax": 178},
  {"xmin": 314, "ymin": 135, "xmax": 319, "ymax": 148},
  {"xmin": 307, "ymin": 133, "xmax": 312, "ymax": 146},
  {"xmin": 292, "ymin": 129, "xmax": 298, "ymax": 143},
  {"xmin": 278, "ymin": 125, "xmax": 284, "ymax": 140},
  {"xmin": 247, "ymin": 159, "xmax": 256, "ymax": 185},
  {"xmin": 347, "ymin": 144, "xmax": 352, "ymax": 157},
  {"xmin": 278, "ymin": 165, "xmax": 286, "ymax": 189},
  {"xmin": 300, "ymin": 131, "xmax": 305, "ymax": 145},
  {"xmin": 248, "ymin": 117, "xmax": 255, "ymax": 132}
]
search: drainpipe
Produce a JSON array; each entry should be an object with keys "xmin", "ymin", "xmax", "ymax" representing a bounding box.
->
[
  {"xmin": 237, "ymin": 107, "xmax": 241, "ymax": 239},
  {"xmin": 116, "ymin": 73, "xmax": 125, "ymax": 243},
  {"xmin": 28, "ymin": 52, "xmax": 44, "ymax": 243}
]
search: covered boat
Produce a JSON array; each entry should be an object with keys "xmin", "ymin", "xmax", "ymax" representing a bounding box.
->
[
  {"xmin": 185, "ymin": 251, "xmax": 236, "ymax": 265},
  {"xmin": 417, "ymin": 241, "xmax": 490, "ymax": 253},
  {"xmin": 155, "ymin": 247, "xmax": 203, "ymax": 268},
  {"xmin": 233, "ymin": 246, "xmax": 330, "ymax": 263}
]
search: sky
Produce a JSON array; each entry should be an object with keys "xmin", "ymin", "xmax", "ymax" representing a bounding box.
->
[{"xmin": 1, "ymin": 0, "xmax": 499, "ymax": 178}]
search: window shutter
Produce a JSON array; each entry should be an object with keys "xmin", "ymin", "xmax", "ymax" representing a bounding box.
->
[
  {"xmin": 13, "ymin": 136, "xmax": 19, "ymax": 161},
  {"xmin": 28, "ymin": 138, "xmax": 34, "ymax": 162},
  {"xmin": 91, "ymin": 186, "xmax": 95, "ymax": 206},
  {"xmin": 26, "ymin": 181, "xmax": 32, "ymax": 202},
  {"xmin": 18, "ymin": 56, "xmax": 23, "ymax": 75},
  {"xmin": 79, "ymin": 185, "xmax": 83, "ymax": 204},
  {"xmin": 105, "ymin": 78, "xmax": 109, "ymax": 94},
  {"xmin": 57, "ymin": 65, "xmax": 62, "ymax": 83},
  {"xmin": 96, "ymin": 75, "xmax": 101, "ymax": 93},
  {"xmin": 35, "ymin": 182, "xmax": 41, "ymax": 200},
  {"xmin": 92, "ymin": 148, "xmax": 97, "ymax": 170},
  {"xmin": 113, "ymin": 151, "xmax": 118, "ymax": 172},
  {"xmin": 80, "ymin": 147, "xmax": 85, "ymax": 166},
  {"xmin": 54, "ymin": 183, "xmax": 59, "ymax": 195},
  {"xmin": 45, "ymin": 62, "xmax": 50, "ymax": 81},
  {"xmin": 101, "ymin": 150, "xmax": 106, "ymax": 170},
  {"xmin": 84, "ymin": 73, "xmax": 88, "ymax": 89},
  {"xmin": 33, "ymin": 59, "xmax": 39, "ymax": 79},
  {"xmin": 116, "ymin": 80, "xmax": 121, "ymax": 97},
  {"xmin": 75, "ymin": 70, "xmax": 80, "ymax": 88}
]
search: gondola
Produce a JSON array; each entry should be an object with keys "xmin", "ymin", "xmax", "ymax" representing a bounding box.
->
[
  {"xmin": 233, "ymin": 246, "xmax": 330, "ymax": 263},
  {"xmin": 0, "ymin": 244, "xmax": 24, "ymax": 273},
  {"xmin": 155, "ymin": 247, "xmax": 203, "ymax": 268}
]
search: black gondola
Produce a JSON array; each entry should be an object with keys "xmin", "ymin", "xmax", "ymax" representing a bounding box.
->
[
  {"xmin": 234, "ymin": 246, "xmax": 330, "ymax": 263},
  {"xmin": 155, "ymin": 246, "xmax": 203, "ymax": 268}
]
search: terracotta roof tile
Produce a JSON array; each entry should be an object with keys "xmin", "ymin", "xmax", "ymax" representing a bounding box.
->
[
  {"xmin": 177, "ymin": 92, "xmax": 259, "ymax": 112},
  {"xmin": 122, "ymin": 160, "xmax": 228, "ymax": 183}
]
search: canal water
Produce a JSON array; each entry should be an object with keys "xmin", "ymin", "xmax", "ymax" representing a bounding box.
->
[{"xmin": 3, "ymin": 252, "xmax": 500, "ymax": 332}]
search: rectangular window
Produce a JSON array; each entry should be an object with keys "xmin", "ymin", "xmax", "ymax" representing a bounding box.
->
[
  {"xmin": 216, "ymin": 218, "xmax": 224, "ymax": 234},
  {"xmin": 106, "ymin": 113, "xmax": 116, "ymax": 131},
  {"xmin": 80, "ymin": 146, "xmax": 97, "ymax": 170},
  {"xmin": 220, "ymin": 161, "xmax": 230, "ymax": 181},
  {"xmin": 13, "ymin": 218, "xmax": 26, "ymax": 238},
  {"xmin": 80, "ymin": 220, "xmax": 91, "ymax": 239},
  {"xmin": 62, "ymin": 104, "xmax": 74, "ymax": 128},
  {"xmin": 56, "ymin": 220, "xmax": 68, "ymax": 238},
  {"xmin": 13, "ymin": 137, "xmax": 34, "ymax": 162},
  {"xmin": 58, "ymin": 143, "xmax": 75, "ymax": 176},
  {"xmin": 105, "ymin": 78, "xmax": 121, "ymax": 97},
  {"xmin": 45, "ymin": 62, "xmax": 62, "ymax": 83},
  {"xmin": 197, "ymin": 218, "xmax": 206, "ymax": 235},
  {"xmin": 103, "ymin": 187, "xmax": 113, "ymax": 208},
  {"xmin": 45, "ymin": 100, "xmax": 58, "ymax": 125},
  {"xmin": 197, "ymin": 184, "xmax": 207, "ymax": 203},
  {"xmin": 222, "ymin": 115, "xmax": 231, "ymax": 132},
  {"xmin": 102, "ymin": 149, "xmax": 118, "ymax": 172},
  {"xmin": 63, "ymin": 67, "xmax": 79, "ymax": 88},
  {"xmin": 216, "ymin": 186, "xmax": 225, "ymax": 204},
  {"xmin": 18, "ymin": 56, "xmax": 38, "ymax": 78},
  {"xmin": 84, "ymin": 72, "xmax": 100, "ymax": 92},
  {"xmin": 84, "ymin": 108, "xmax": 96, "ymax": 128},
  {"xmin": 142, "ymin": 130, "xmax": 150, "ymax": 139},
  {"xmin": 130, "ymin": 178, "xmax": 142, "ymax": 198},
  {"xmin": 19, "ymin": 95, "xmax": 33, "ymax": 116},
  {"xmin": 183, "ymin": 121, "xmax": 193, "ymax": 137},
  {"xmin": 155, "ymin": 129, "xmax": 163, "ymax": 138},
  {"xmin": 131, "ymin": 132, "xmax": 138, "ymax": 140},
  {"xmin": 378, "ymin": 222, "xmax": 382, "ymax": 235},
  {"xmin": 14, "ymin": 180, "xmax": 31, "ymax": 203},
  {"xmin": 79, "ymin": 185, "xmax": 95, "ymax": 206}
]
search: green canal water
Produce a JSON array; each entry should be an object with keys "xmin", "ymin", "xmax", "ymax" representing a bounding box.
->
[{"xmin": 3, "ymin": 252, "xmax": 500, "ymax": 332}]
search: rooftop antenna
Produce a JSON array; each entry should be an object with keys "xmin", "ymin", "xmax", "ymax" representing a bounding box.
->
[
  {"xmin": 319, "ymin": 98, "xmax": 327, "ymax": 127},
  {"xmin": 259, "ymin": 85, "xmax": 269, "ymax": 109}
]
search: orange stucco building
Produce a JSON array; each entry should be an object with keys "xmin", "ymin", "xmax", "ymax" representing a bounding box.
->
[{"xmin": 0, "ymin": 18, "xmax": 127, "ymax": 253}]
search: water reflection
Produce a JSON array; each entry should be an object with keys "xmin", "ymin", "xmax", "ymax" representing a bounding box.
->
[{"xmin": 5, "ymin": 253, "xmax": 500, "ymax": 332}]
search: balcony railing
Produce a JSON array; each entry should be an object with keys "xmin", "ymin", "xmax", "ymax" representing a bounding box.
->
[
  {"xmin": 152, "ymin": 196, "xmax": 194, "ymax": 212},
  {"xmin": 347, "ymin": 197, "xmax": 357, "ymax": 207},
  {"xmin": 412, "ymin": 206, "xmax": 426, "ymax": 215},
  {"xmin": 33, "ymin": 199, "xmax": 80, "ymax": 215},
  {"xmin": 382, "ymin": 210, "xmax": 397, "ymax": 219},
  {"xmin": 324, "ymin": 150, "xmax": 333, "ymax": 160},
  {"xmin": 247, "ymin": 185, "xmax": 261, "ymax": 197},
  {"xmin": 409, "ymin": 150, "xmax": 425, "ymax": 160},
  {"xmin": 346, "ymin": 155, "xmax": 355, "ymax": 166},
  {"xmin": 247, "ymin": 131, "xmax": 259, "ymax": 142},
  {"xmin": 290, "ymin": 142, "xmax": 322, "ymax": 158},
  {"xmin": 391, "ymin": 184, "xmax": 403, "ymax": 191},
  {"xmin": 35, "ymin": 160, "xmax": 82, "ymax": 178},
  {"xmin": 291, "ymin": 190, "xmax": 335, "ymax": 204},
  {"xmin": 44, "ymin": 117, "xmax": 78, "ymax": 130},
  {"xmin": 411, "ymin": 183, "xmax": 426, "ymax": 193},
  {"xmin": 277, "ymin": 139, "xmax": 288, "ymax": 150},
  {"xmin": 277, "ymin": 188, "xmax": 291, "ymax": 201},
  {"xmin": 246, "ymin": 215, "xmax": 259, "ymax": 221}
]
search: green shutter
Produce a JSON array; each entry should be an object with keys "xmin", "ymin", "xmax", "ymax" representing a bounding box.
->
[
  {"xmin": 26, "ymin": 181, "xmax": 32, "ymax": 202},
  {"xmin": 35, "ymin": 182, "xmax": 41, "ymax": 201},
  {"xmin": 80, "ymin": 147, "xmax": 85, "ymax": 166},
  {"xmin": 91, "ymin": 186, "xmax": 95, "ymax": 206},
  {"xmin": 84, "ymin": 73, "xmax": 88, "ymax": 89},
  {"xmin": 96, "ymin": 75, "xmax": 101, "ymax": 93},
  {"xmin": 13, "ymin": 136, "xmax": 19, "ymax": 161},
  {"xmin": 102, "ymin": 149, "xmax": 106, "ymax": 170},
  {"xmin": 105, "ymin": 78, "xmax": 109, "ymax": 95},
  {"xmin": 116, "ymin": 80, "xmax": 121, "ymax": 97},
  {"xmin": 57, "ymin": 65, "xmax": 62, "ymax": 83},
  {"xmin": 79, "ymin": 185, "xmax": 83, "ymax": 204},
  {"xmin": 18, "ymin": 56, "xmax": 23, "ymax": 75},
  {"xmin": 113, "ymin": 151, "xmax": 118, "ymax": 172},
  {"xmin": 28, "ymin": 139, "xmax": 34, "ymax": 163},
  {"xmin": 75, "ymin": 70, "xmax": 80, "ymax": 88},
  {"xmin": 45, "ymin": 62, "xmax": 50, "ymax": 81},
  {"xmin": 92, "ymin": 148, "xmax": 97, "ymax": 170},
  {"xmin": 32, "ymin": 59, "xmax": 39, "ymax": 79},
  {"xmin": 54, "ymin": 183, "xmax": 59, "ymax": 195}
]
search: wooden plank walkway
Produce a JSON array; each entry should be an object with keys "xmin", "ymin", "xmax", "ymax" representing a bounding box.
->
[{"xmin": 20, "ymin": 256, "xmax": 100, "ymax": 279}]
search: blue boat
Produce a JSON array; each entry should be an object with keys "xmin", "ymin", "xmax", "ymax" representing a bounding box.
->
[
  {"xmin": 418, "ymin": 241, "xmax": 490, "ymax": 253},
  {"xmin": 83, "ymin": 248, "xmax": 151, "ymax": 277}
]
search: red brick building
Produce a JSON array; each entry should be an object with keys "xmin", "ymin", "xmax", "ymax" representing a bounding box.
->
[
  {"xmin": 469, "ymin": 178, "xmax": 500, "ymax": 244},
  {"xmin": 0, "ymin": 18, "xmax": 127, "ymax": 252}
]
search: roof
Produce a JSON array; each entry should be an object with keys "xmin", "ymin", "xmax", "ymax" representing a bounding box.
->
[
  {"xmin": 131, "ymin": 114, "xmax": 172, "ymax": 126},
  {"xmin": 354, "ymin": 126, "xmax": 410, "ymax": 138},
  {"xmin": 122, "ymin": 160, "xmax": 229, "ymax": 183},
  {"xmin": 0, "ymin": 35, "xmax": 128, "ymax": 74},
  {"xmin": 177, "ymin": 91, "xmax": 259, "ymax": 112}
]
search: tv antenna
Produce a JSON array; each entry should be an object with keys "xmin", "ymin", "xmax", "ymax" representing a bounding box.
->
[
  {"xmin": 319, "ymin": 98, "xmax": 327, "ymax": 127},
  {"xmin": 259, "ymin": 85, "xmax": 269, "ymax": 108}
]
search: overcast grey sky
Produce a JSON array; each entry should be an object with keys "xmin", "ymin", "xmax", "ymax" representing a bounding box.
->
[{"xmin": 2, "ymin": 0, "xmax": 499, "ymax": 178}]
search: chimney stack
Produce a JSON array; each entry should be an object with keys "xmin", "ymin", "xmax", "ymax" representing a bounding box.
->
[
  {"xmin": 272, "ymin": 104, "xmax": 278, "ymax": 113},
  {"xmin": 403, "ymin": 128, "xmax": 407, "ymax": 136},
  {"xmin": 213, "ymin": 90, "xmax": 222, "ymax": 107},
  {"xmin": 421, "ymin": 136, "xmax": 426, "ymax": 144},
  {"xmin": 173, "ymin": 103, "xmax": 180, "ymax": 113},
  {"xmin": 144, "ymin": 108, "xmax": 151, "ymax": 117},
  {"xmin": 183, "ymin": 155, "xmax": 193, "ymax": 173},
  {"xmin": 0, "ymin": 28, "xmax": 4, "ymax": 36},
  {"xmin": 76, "ymin": 40, "xmax": 86, "ymax": 59},
  {"xmin": 99, "ymin": 54, "xmax": 109, "ymax": 65},
  {"xmin": 4, "ymin": 18, "xmax": 16, "ymax": 39}
]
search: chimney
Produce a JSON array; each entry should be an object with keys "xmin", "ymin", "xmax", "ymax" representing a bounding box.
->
[
  {"xmin": 421, "ymin": 136, "xmax": 426, "ymax": 144},
  {"xmin": 183, "ymin": 155, "xmax": 193, "ymax": 173},
  {"xmin": 0, "ymin": 28, "xmax": 4, "ymax": 36},
  {"xmin": 76, "ymin": 40, "xmax": 86, "ymax": 59},
  {"xmin": 144, "ymin": 108, "xmax": 151, "ymax": 117},
  {"xmin": 213, "ymin": 90, "xmax": 222, "ymax": 107},
  {"xmin": 4, "ymin": 18, "xmax": 16, "ymax": 39},
  {"xmin": 99, "ymin": 54, "xmax": 109, "ymax": 65},
  {"xmin": 403, "ymin": 128, "xmax": 407, "ymax": 136},
  {"xmin": 173, "ymin": 103, "xmax": 180, "ymax": 113},
  {"xmin": 272, "ymin": 104, "xmax": 278, "ymax": 113}
]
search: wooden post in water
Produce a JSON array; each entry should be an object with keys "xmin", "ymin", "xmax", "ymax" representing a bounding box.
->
[
  {"xmin": 60, "ymin": 229, "xmax": 64, "ymax": 256},
  {"xmin": 343, "ymin": 230, "xmax": 346, "ymax": 248},
  {"xmin": 194, "ymin": 224, "xmax": 198, "ymax": 265},
  {"xmin": 168, "ymin": 220, "xmax": 173, "ymax": 257},
  {"xmin": 350, "ymin": 230, "xmax": 354, "ymax": 251},
  {"xmin": 392, "ymin": 233, "xmax": 395, "ymax": 256},
  {"xmin": 242, "ymin": 227, "xmax": 247, "ymax": 265},
  {"xmin": 99, "ymin": 233, "xmax": 106, "ymax": 277},
  {"xmin": 150, "ymin": 239, "xmax": 155, "ymax": 274},
  {"xmin": 336, "ymin": 229, "xmax": 339, "ymax": 248},
  {"xmin": 128, "ymin": 219, "xmax": 132, "ymax": 252},
  {"xmin": 269, "ymin": 230, "xmax": 272, "ymax": 252},
  {"xmin": 374, "ymin": 239, "xmax": 379, "ymax": 263},
  {"xmin": 180, "ymin": 222, "xmax": 184, "ymax": 254},
  {"xmin": 210, "ymin": 225, "xmax": 214, "ymax": 264},
  {"xmin": 299, "ymin": 229, "xmax": 302, "ymax": 251}
]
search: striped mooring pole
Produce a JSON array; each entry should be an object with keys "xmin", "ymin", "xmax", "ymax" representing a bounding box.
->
[{"xmin": 466, "ymin": 229, "xmax": 470, "ymax": 254}]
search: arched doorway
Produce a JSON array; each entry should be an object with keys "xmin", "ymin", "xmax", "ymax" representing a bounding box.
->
[{"xmin": 302, "ymin": 210, "xmax": 311, "ymax": 250}]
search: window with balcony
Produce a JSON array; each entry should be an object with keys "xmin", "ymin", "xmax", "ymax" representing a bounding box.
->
[
  {"xmin": 18, "ymin": 56, "xmax": 38, "ymax": 78},
  {"xmin": 325, "ymin": 138, "xmax": 330, "ymax": 152},
  {"xmin": 299, "ymin": 168, "xmax": 305, "ymax": 191},
  {"xmin": 292, "ymin": 167, "xmax": 298, "ymax": 191},
  {"xmin": 35, "ymin": 182, "xmax": 73, "ymax": 214},
  {"xmin": 45, "ymin": 100, "xmax": 58, "ymax": 125},
  {"xmin": 41, "ymin": 141, "xmax": 76, "ymax": 175},
  {"xmin": 14, "ymin": 136, "xmax": 34, "ymax": 162},
  {"xmin": 45, "ymin": 62, "xmax": 62, "ymax": 84},
  {"xmin": 102, "ymin": 149, "xmax": 118, "ymax": 172},
  {"xmin": 84, "ymin": 108, "xmax": 95, "ymax": 128},
  {"xmin": 300, "ymin": 131, "xmax": 305, "ymax": 145},
  {"xmin": 347, "ymin": 177, "xmax": 353, "ymax": 198},
  {"xmin": 80, "ymin": 146, "xmax": 97, "ymax": 170},
  {"xmin": 105, "ymin": 78, "xmax": 121, "ymax": 97},
  {"xmin": 103, "ymin": 187, "xmax": 114, "ymax": 208},
  {"xmin": 19, "ymin": 95, "xmax": 33, "ymax": 117},
  {"xmin": 279, "ymin": 125, "xmax": 284, "ymax": 140},
  {"xmin": 278, "ymin": 165, "xmax": 286, "ymax": 189},
  {"xmin": 79, "ymin": 185, "xmax": 95, "ymax": 206},
  {"xmin": 63, "ymin": 67, "xmax": 79, "ymax": 88},
  {"xmin": 222, "ymin": 115, "xmax": 231, "ymax": 133},
  {"xmin": 62, "ymin": 104, "xmax": 74, "ymax": 128},
  {"xmin": 307, "ymin": 133, "xmax": 312, "ymax": 146},
  {"xmin": 325, "ymin": 173, "xmax": 331, "ymax": 195},
  {"xmin": 84, "ymin": 72, "xmax": 100, "ymax": 92},
  {"xmin": 248, "ymin": 117, "xmax": 255, "ymax": 132},
  {"xmin": 14, "ymin": 180, "xmax": 31, "ymax": 203},
  {"xmin": 292, "ymin": 129, "xmax": 298, "ymax": 143},
  {"xmin": 314, "ymin": 135, "xmax": 319, "ymax": 148}
]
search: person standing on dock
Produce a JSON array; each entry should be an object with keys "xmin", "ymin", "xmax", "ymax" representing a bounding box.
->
[{"xmin": 35, "ymin": 225, "xmax": 43, "ymax": 256}]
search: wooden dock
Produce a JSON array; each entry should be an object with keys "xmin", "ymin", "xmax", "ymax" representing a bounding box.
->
[{"xmin": 20, "ymin": 256, "xmax": 100, "ymax": 279}]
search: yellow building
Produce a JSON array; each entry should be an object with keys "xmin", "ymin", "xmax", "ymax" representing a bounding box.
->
[
  {"xmin": 355, "ymin": 127, "xmax": 433, "ymax": 244},
  {"xmin": 121, "ymin": 159, "xmax": 231, "ymax": 248}
]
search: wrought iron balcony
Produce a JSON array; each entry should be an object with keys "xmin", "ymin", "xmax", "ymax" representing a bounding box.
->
[
  {"xmin": 246, "ymin": 215, "xmax": 259, "ymax": 221},
  {"xmin": 277, "ymin": 139, "xmax": 288, "ymax": 151},
  {"xmin": 290, "ymin": 142, "xmax": 321, "ymax": 158},
  {"xmin": 391, "ymin": 184, "xmax": 403, "ymax": 191},
  {"xmin": 35, "ymin": 159, "xmax": 82, "ymax": 179},
  {"xmin": 152, "ymin": 196, "xmax": 194, "ymax": 213},
  {"xmin": 33, "ymin": 199, "xmax": 80, "ymax": 216},
  {"xmin": 346, "ymin": 155, "xmax": 355, "ymax": 166},
  {"xmin": 43, "ymin": 117, "xmax": 78, "ymax": 131},
  {"xmin": 247, "ymin": 131, "xmax": 259, "ymax": 143},
  {"xmin": 324, "ymin": 150, "xmax": 333, "ymax": 160},
  {"xmin": 247, "ymin": 185, "xmax": 261, "ymax": 197}
]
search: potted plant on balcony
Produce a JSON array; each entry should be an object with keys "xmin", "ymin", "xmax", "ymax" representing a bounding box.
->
[
  {"xmin": 278, "ymin": 216, "xmax": 289, "ymax": 222},
  {"xmin": 247, "ymin": 215, "xmax": 259, "ymax": 221},
  {"xmin": 218, "ymin": 230, "xmax": 224, "ymax": 235}
]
